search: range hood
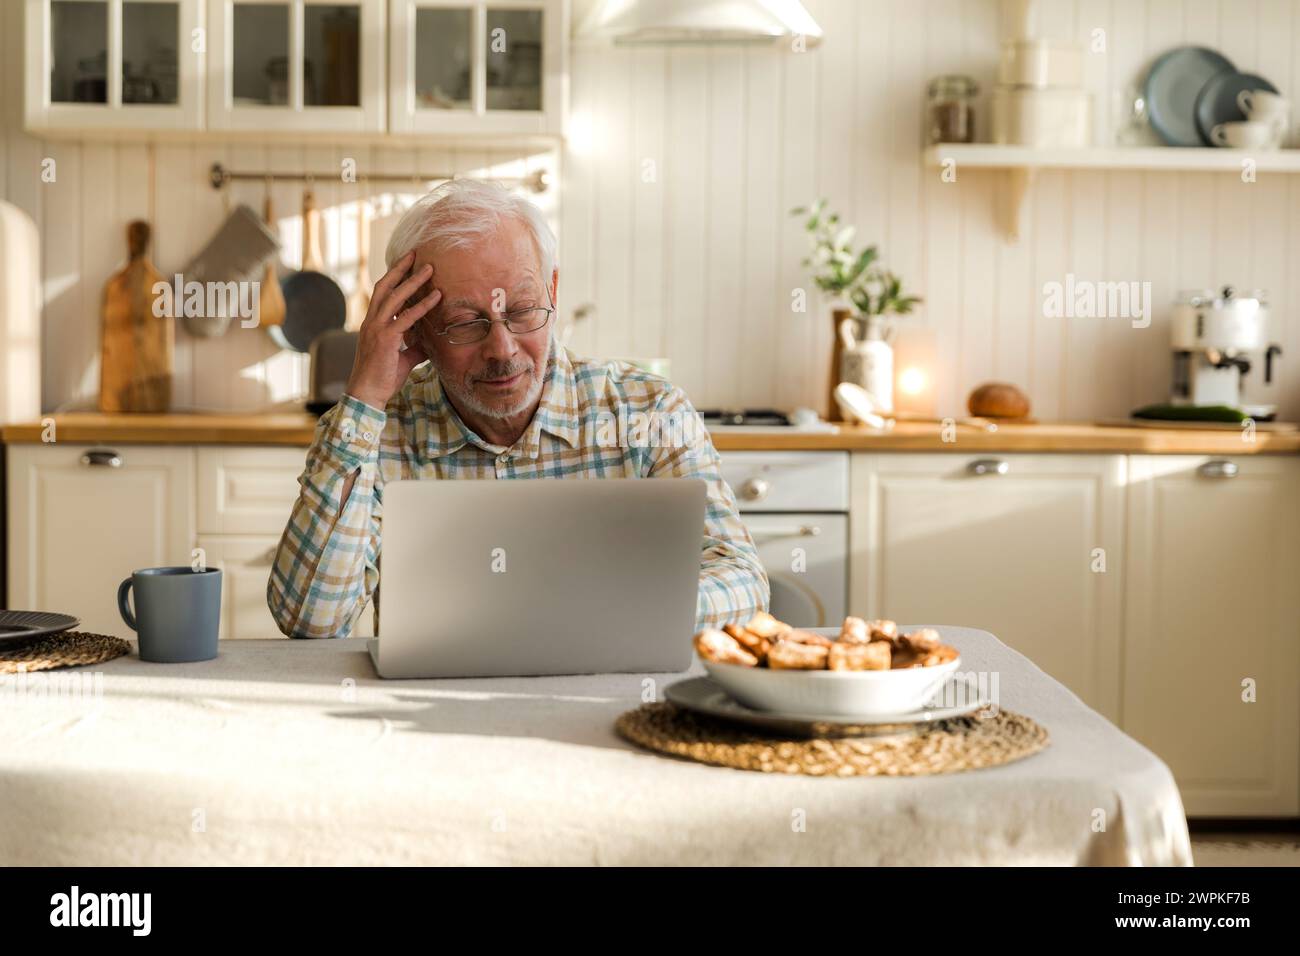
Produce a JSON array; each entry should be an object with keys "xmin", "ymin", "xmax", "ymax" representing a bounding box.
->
[{"xmin": 576, "ymin": 0, "xmax": 822, "ymax": 48}]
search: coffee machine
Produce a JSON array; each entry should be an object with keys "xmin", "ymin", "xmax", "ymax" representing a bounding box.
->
[{"xmin": 1170, "ymin": 286, "xmax": 1283, "ymax": 420}]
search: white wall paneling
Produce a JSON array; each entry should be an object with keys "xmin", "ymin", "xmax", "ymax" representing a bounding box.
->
[{"xmin": 5, "ymin": 0, "xmax": 1300, "ymax": 419}]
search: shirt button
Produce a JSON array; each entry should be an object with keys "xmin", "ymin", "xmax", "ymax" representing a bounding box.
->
[{"xmin": 362, "ymin": 432, "xmax": 374, "ymax": 442}]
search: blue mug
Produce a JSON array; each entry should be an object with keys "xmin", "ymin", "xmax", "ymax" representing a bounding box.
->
[{"xmin": 118, "ymin": 567, "xmax": 222, "ymax": 663}]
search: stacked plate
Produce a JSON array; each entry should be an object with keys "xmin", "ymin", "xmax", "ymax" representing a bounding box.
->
[{"xmin": 1144, "ymin": 46, "xmax": 1284, "ymax": 147}]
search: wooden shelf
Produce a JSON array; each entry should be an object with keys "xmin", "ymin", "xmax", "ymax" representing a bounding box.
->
[
  {"xmin": 924, "ymin": 143, "xmax": 1300, "ymax": 172},
  {"xmin": 923, "ymin": 144, "xmax": 1300, "ymax": 239}
]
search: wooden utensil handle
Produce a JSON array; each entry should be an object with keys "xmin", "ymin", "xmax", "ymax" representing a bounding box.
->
[
  {"xmin": 302, "ymin": 189, "xmax": 324, "ymax": 272},
  {"xmin": 127, "ymin": 220, "xmax": 151, "ymax": 259}
]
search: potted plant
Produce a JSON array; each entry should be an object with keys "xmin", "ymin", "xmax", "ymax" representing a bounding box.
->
[{"xmin": 792, "ymin": 199, "xmax": 922, "ymax": 420}]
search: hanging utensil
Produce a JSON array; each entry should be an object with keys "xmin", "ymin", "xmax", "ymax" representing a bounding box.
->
[
  {"xmin": 258, "ymin": 194, "xmax": 287, "ymax": 331},
  {"xmin": 270, "ymin": 186, "xmax": 346, "ymax": 352},
  {"xmin": 347, "ymin": 197, "xmax": 371, "ymax": 331}
]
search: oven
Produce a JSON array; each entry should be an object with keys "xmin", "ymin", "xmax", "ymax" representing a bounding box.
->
[{"xmin": 717, "ymin": 451, "xmax": 849, "ymax": 628}]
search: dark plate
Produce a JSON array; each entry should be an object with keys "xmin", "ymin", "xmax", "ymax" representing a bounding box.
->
[
  {"xmin": 0, "ymin": 610, "xmax": 80, "ymax": 646},
  {"xmin": 1145, "ymin": 46, "xmax": 1235, "ymax": 146},
  {"xmin": 1195, "ymin": 70, "xmax": 1279, "ymax": 144}
]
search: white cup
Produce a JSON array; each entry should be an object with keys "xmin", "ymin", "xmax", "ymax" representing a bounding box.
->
[
  {"xmin": 1211, "ymin": 119, "xmax": 1282, "ymax": 150},
  {"xmin": 1237, "ymin": 88, "xmax": 1289, "ymax": 121},
  {"xmin": 1236, "ymin": 89, "xmax": 1289, "ymax": 143}
]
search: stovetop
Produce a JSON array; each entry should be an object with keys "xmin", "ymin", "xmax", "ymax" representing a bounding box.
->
[{"xmin": 698, "ymin": 408, "xmax": 792, "ymax": 428}]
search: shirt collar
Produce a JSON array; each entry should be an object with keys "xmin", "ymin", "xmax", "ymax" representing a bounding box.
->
[{"xmin": 421, "ymin": 336, "xmax": 581, "ymax": 461}]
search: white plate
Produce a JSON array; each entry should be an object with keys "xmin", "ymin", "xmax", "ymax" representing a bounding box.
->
[
  {"xmin": 703, "ymin": 655, "xmax": 962, "ymax": 718},
  {"xmin": 664, "ymin": 674, "xmax": 989, "ymax": 735}
]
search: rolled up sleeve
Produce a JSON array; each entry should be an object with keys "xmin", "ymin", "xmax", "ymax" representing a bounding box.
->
[{"xmin": 266, "ymin": 395, "xmax": 387, "ymax": 638}]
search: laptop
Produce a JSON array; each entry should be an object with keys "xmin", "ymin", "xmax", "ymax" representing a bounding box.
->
[{"xmin": 367, "ymin": 477, "xmax": 706, "ymax": 678}]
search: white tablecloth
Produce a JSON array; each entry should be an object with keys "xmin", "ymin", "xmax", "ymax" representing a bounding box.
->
[{"xmin": 0, "ymin": 626, "xmax": 1192, "ymax": 865}]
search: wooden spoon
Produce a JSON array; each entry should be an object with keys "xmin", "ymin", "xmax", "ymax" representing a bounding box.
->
[
  {"xmin": 258, "ymin": 195, "xmax": 286, "ymax": 329},
  {"xmin": 347, "ymin": 198, "xmax": 371, "ymax": 331}
]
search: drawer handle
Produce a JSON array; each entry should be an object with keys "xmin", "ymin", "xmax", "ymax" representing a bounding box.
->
[
  {"xmin": 967, "ymin": 458, "xmax": 1009, "ymax": 476},
  {"xmin": 751, "ymin": 525, "xmax": 822, "ymax": 544},
  {"xmin": 1198, "ymin": 459, "xmax": 1239, "ymax": 479},
  {"xmin": 738, "ymin": 477, "xmax": 770, "ymax": 501},
  {"xmin": 80, "ymin": 449, "xmax": 123, "ymax": 468}
]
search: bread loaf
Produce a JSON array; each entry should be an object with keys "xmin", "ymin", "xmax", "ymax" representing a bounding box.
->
[{"xmin": 968, "ymin": 382, "xmax": 1031, "ymax": 419}]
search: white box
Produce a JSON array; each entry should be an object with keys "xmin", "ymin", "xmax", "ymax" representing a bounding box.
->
[{"xmin": 992, "ymin": 86, "xmax": 1092, "ymax": 147}]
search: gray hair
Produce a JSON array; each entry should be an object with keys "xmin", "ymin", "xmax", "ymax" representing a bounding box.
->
[{"xmin": 384, "ymin": 178, "xmax": 557, "ymax": 283}]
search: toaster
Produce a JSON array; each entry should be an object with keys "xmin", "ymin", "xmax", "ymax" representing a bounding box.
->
[{"xmin": 306, "ymin": 329, "xmax": 359, "ymax": 415}]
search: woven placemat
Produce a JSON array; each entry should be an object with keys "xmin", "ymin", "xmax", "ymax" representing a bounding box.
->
[
  {"xmin": 0, "ymin": 631, "xmax": 132, "ymax": 674},
  {"xmin": 616, "ymin": 702, "xmax": 1049, "ymax": 776}
]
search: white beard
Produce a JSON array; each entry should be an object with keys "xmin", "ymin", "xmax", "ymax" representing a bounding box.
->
[{"xmin": 431, "ymin": 335, "xmax": 550, "ymax": 421}]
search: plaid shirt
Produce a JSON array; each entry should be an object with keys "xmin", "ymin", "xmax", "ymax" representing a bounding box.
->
[{"xmin": 267, "ymin": 338, "xmax": 769, "ymax": 638}]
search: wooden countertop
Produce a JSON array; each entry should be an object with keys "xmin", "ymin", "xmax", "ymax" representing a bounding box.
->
[{"xmin": 3, "ymin": 412, "xmax": 1298, "ymax": 454}]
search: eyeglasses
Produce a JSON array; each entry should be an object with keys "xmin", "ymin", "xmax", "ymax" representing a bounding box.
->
[{"xmin": 434, "ymin": 306, "xmax": 554, "ymax": 345}]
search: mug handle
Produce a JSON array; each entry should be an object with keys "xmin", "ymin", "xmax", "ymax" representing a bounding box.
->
[
  {"xmin": 1237, "ymin": 89, "xmax": 1253, "ymax": 114},
  {"xmin": 1210, "ymin": 125, "xmax": 1229, "ymax": 146},
  {"xmin": 117, "ymin": 577, "xmax": 138, "ymax": 632}
]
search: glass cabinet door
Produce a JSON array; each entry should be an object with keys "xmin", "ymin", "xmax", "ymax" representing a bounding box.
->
[
  {"xmin": 391, "ymin": 0, "xmax": 564, "ymax": 136},
  {"xmin": 49, "ymin": 1, "xmax": 109, "ymax": 104},
  {"xmin": 29, "ymin": 0, "xmax": 202, "ymax": 130},
  {"xmin": 121, "ymin": 1, "xmax": 181, "ymax": 105},
  {"xmin": 484, "ymin": 7, "xmax": 542, "ymax": 112},
  {"xmin": 207, "ymin": 0, "xmax": 384, "ymax": 132}
]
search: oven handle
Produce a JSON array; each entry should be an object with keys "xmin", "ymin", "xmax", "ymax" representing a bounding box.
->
[{"xmin": 749, "ymin": 524, "xmax": 823, "ymax": 544}]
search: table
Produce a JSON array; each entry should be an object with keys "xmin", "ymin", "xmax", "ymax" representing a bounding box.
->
[{"xmin": 0, "ymin": 626, "xmax": 1192, "ymax": 865}]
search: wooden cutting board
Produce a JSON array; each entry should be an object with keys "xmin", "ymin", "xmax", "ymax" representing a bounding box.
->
[{"xmin": 99, "ymin": 221, "xmax": 173, "ymax": 412}]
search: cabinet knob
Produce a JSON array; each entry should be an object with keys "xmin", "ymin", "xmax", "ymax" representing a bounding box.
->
[
  {"xmin": 80, "ymin": 449, "xmax": 123, "ymax": 468},
  {"xmin": 738, "ymin": 477, "xmax": 770, "ymax": 501},
  {"xmin": 967, "ymin": 458, "xmax": 1009, "ymax": 476},
  {"xmin": 1198, "ymin": 459, "xmax": 1239, "ymax": 479}
]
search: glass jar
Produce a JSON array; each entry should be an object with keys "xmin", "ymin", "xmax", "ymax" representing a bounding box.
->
[{"xmin": 927, "ymin": 75, "xmax": 979, "ymax": 144}]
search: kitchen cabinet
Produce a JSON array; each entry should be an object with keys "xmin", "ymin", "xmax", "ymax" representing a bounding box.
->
[
  {"xmin": 197, "ymin": 534, "xmax": 376, "ymax": 639},
  {"xmin": 205, "ymin": 0, "xmax": 387, "ymax": 133},
  {"xmin": 24, "ymin": 0, "xmax": 206, "ymax": 132},
  {"xmin": 195, "ymin": 446, "xmax": 374, "ymax": 638},
  {"xmin": 388, "ymin": 0, "xmax": 566, "ymax": 136},
  {"xmin": 3, "ymin": 443, "xmax": 377, "ymax": 641},
  {"xmin": 197, "ymin": 446, "xmax": 305, "ymax": 535},
  {"xmin": 6, "ymin": 443, "xmax": 196, "ymax": 635},
  {"xmin": 850, "ymin": 453, "xmax": 1126, "ymax": 721},
  {"xmin": 25, "ymin": 0, "xmax": 569, "ymax": 139},
  {"xmin": 1123, "ymin": 455, "xmax": 1300, "ymax": 817}
]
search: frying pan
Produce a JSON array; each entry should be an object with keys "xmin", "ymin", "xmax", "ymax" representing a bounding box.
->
[{"xmin": 269, "ymin": 187, "xmax": 346, "ymax": 352}]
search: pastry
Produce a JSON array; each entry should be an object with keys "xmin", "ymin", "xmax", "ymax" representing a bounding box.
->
[
  {"xmin": 839, "ymin": 617, "xmax": 870, "ymax": 644},
  {"xmin": 867, "ymin": 619, "xmax": 899, "ymax": 643},
  {"xmin": 918, "ymin": 644, "xmax": 959, "ymax": 667},
  {"xmin": 742, "ymin": 611, "xmax": 788, "ymax": 639},
  {"xmin": 901, "ymin": 627, "xmax": 941, "ymax": 652},
  {"xmin": 828, "ymin": 640, "xmax": 891, "ymax": 671},
  {"xmin": 785, "ymin": 629, "xmax": 833, "ymax": 647},
  {"xmin": 767, "ymin": 639, "xmax": 830, "ymax": 670},
  {"xmin": 694, "ymin": 628, "xmax": 758, "ymax": 667},
  {"xmin": 724, "ymin": 623, "xmax": 771, "ymax": 663}
]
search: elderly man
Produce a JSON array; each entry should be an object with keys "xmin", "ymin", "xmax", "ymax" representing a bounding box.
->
[{"xmin": 268, "ymin": 179, "xmax": 768, "ymax": 639}]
